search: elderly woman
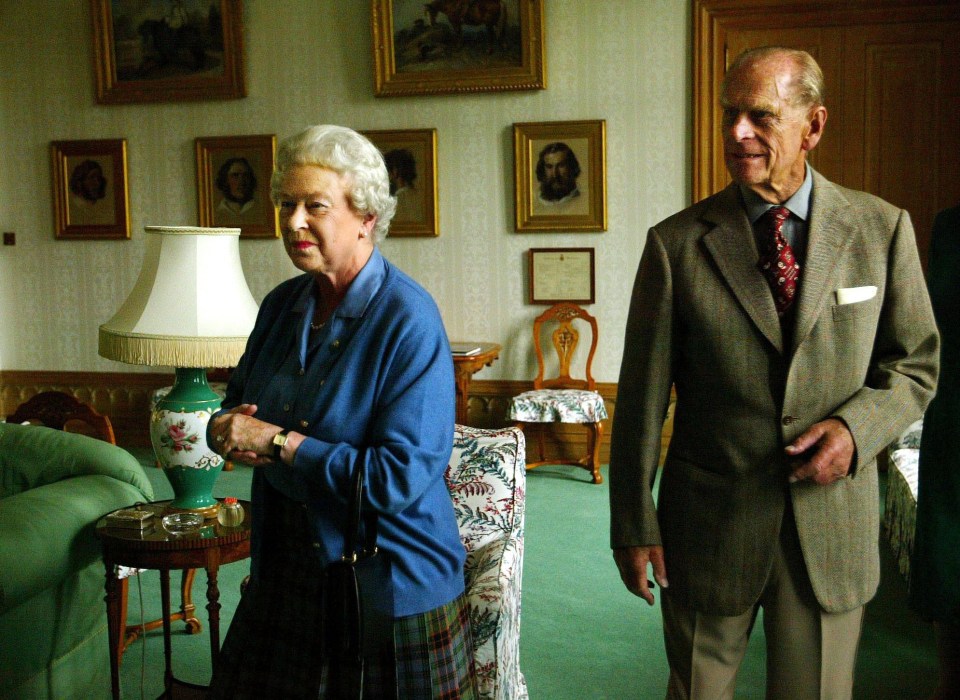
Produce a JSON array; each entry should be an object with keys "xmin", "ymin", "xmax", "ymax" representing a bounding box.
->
[{"xmin": 207, "ymin": 125, "xmax": 475, "ymax": 699}]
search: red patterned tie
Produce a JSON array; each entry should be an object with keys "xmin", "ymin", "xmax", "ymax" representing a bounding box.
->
[{"xmin": 757, "ymin": 206, "xmax": 801, "ymax": 316}]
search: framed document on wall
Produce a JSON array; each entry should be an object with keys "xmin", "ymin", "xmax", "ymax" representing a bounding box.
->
[{"xmin": 528, "ymin": 247, "xmax": 595, "ymax": 304}]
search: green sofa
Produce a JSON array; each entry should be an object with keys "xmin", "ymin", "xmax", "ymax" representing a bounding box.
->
[{"xmin": 0, "ymin": 422, "xmax": 153, "ymax": 700}]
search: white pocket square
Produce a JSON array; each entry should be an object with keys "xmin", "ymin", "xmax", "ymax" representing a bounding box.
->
[{"xmin": 836, "ymin": 286, "xmax": 877, "ymax": 305}]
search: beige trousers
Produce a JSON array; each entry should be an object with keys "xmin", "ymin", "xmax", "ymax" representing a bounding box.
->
[{"xmin": 660, "ymin": 514, "xmax": 865, "ymax": 700}]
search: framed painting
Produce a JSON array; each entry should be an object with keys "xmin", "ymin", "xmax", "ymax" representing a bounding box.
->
[
  {"xmin": 91, "ymin": 0, "xmax": 246, "ymax": 104},
  {"xmin": 371, "ymin": 0, "xmax": 546, "ymax": 97},
  {"xmin": 362, "ymin": 128, "xmax": 439, "ymax": 237},
  {"xmin": 196, "ymin": 134, "xmax": 278, "ymax": 239},
  {"xmin": 514, "ymin": 120, "xmax": 607, "ymax": 233},
  {"xmin": 528, "ymin": 247, "xmax": 595, "ymax": 304},
  {"xmin": 50, "ymin": 139, "xmax": 130, "ymax": 240}
]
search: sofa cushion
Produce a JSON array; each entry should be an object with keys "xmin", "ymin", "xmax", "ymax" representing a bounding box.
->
[
  {"xmin": 0, "ymin": 423, "xmax": 152, "ymax": 498},
  {"xmin": 0, "ymin": 423, "xmax": 154, "ymax": 612}
]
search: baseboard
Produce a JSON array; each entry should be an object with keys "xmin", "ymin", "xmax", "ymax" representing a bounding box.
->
[{"xmin": 1, "ymin": 371, "xmax": 675, "ymax": 462}]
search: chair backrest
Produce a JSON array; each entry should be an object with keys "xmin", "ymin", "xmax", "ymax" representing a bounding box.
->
[
  {"xmin": 445, "ymin": 424, "xmax": 526, "ymax": 554},
  {"xmin": 6, "ymin": 391, "xmax": 116, "ymax": 444},
  {"xmin": 531, "ymin": 302, "xmax": 599, "ymax": 391}
]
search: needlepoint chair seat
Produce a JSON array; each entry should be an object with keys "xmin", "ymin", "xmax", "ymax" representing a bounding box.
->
[
  {"xmin": 507, "ymin": 302, "xmax": 608, "ymax": 484},
  {"xmin": 509, "ymin": 388, "xmax": 608, "ymax": 423}
]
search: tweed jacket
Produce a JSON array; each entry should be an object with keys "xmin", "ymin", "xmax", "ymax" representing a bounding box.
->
[{"xmin": 609, "ymin": 169, "xmax": 939, "ymax": 615}]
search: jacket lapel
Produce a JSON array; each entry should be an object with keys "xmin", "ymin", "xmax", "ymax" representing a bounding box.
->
[
  {"xmin": 701, "ymin": 184, "xmax": 784, "ymax": 353},
  {"xmin": 791, "ymin": 171, "xmax": 854, "ymax": 352}
]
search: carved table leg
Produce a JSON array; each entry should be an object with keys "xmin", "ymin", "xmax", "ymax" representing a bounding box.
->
[
  {"xmin": 205, "ymin": 551, "xmax": 223, "ymax": 665},
  {"xmin": 160, "ymin": 569, "xmax": 173, "ymax": 694},
  {"xmin": 104, "ymin": 559, "xmax": 122, "ymax": 700}
]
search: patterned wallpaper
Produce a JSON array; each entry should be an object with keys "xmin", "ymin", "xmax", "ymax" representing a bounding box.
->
[{"xmin": 0, "ymin": 0, "xmax": 691, "ymax": 383}]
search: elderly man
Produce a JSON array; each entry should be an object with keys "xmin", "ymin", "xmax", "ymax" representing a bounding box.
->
[{"xmin": 609, "ymin": 46, "xmax": 939, "ymax": 699}]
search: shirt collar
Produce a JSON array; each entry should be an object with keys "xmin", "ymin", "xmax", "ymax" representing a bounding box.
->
[
  {"xmin": 292, "ymin": 247, "xmax": 387, "ymax": 321},
  {"xmin": 741, "ymin": 165, "xmax": 813, "ymax": 224}
]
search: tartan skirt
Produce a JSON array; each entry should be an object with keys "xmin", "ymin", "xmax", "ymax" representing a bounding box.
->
[{"xmin": 208, "ymin": 491, "xmax": 477, "ymax": 699}]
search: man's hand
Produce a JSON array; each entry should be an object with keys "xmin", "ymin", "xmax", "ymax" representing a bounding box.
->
[
  {"xmin": 613, "ymin": 545, "xmax": 668, "ymax": 606},
  {"xmin": 785, "ymin": 417, "xmax": 855, "ymax": 485},
  {"xmin": 208, "ymin": 404, "xmax": 276, "ymax": 467}
]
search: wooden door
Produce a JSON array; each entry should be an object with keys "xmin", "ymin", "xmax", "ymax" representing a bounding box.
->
[{"xmin": 695, "ymin": 1, "xmax": 960, "ymax": 270}]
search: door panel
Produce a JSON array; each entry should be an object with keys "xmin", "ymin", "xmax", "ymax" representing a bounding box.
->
[
  {"xmin": 695, "ymin": 1, "xmax": 960, "ymax": 271},
  {"xmin": 724, "ymin": 27, "xmax": 844, "ymax": 186}
]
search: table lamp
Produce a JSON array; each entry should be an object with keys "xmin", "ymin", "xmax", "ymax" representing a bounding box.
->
[{"xmin": 99, "ymin": 226, "xmax": 259, "ymax": 517}]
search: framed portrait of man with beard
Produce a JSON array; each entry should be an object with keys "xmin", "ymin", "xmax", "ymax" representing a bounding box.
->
[{"xmin": 513, "ymin": 120, "xmax": 606, "ymax": 232}]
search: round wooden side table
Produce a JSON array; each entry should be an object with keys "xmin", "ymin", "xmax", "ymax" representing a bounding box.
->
[{"xmin": 96, "ymin": 500, "xmax": 252, "ymax": 700}]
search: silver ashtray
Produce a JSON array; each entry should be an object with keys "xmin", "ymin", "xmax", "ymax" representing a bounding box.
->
[{"xmin": 161, "ymin": 512, "xmax": 204, "ymax": 535}]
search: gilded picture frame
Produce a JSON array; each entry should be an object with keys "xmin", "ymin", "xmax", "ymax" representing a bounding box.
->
[
  {"xmin": 196, "ymin": 134, "xmax": 279, "ymax": 239},
  {"xmin": 51, "ymin": 139, "xmax": 131, "ymax": 240},
  {"xmin": 362, "ymin": 128, "xmax": 439, "ymax": 237},
  {"xmin": 371, "ymin": 0, "xmax": 546, "ymax": 97},
  {"xmin": 91, "ymin": 0, "xmax": 246, "ymax": 105},
  {"xmin": 528, "ymin": 247, "xmax": 596, "ymax": 304},
  {"xmin": 514, "ymin": 120, "xmax": 607, "ymax": 233}
]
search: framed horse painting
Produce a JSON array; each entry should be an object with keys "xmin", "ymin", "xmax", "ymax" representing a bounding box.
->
[
  {"xmin": 90, "ymin": 0, "xmax": 246, "ymax": 104},
  {"xmin": 371, "ymin": 0, "xmax": 546, "ymax": 96}
]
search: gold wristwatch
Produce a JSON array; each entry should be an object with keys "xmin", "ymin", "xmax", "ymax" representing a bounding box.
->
[{"xmin": 272, "ymin": 429, "xmax": 290, "ymax": 460}]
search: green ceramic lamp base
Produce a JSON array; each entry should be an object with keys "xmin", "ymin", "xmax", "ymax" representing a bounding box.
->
[{"xmin": 150, "ymin": 367, "xmax": 225, "ymax": 517}]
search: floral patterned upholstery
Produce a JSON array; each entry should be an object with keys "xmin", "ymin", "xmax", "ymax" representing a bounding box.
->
[
  {"xmin": 507, "ymin": 388, "xmax": 608, "ymax": 424},
  {"xmin": 446, "ymin": 425, "xmax": 528, "ymax": 700},
  {"xmin": 884, "ymin": 419, "xmax": 923, "ymax": 581}
]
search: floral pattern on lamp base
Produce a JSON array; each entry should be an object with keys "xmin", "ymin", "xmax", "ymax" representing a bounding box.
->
[{"xmin": 150, "ymin": 367, "xmax": 225, "ymax": 517}]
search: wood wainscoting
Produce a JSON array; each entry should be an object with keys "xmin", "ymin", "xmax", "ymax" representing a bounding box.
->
[
  {"xmin": 0, "ymin": 370, "xmax": 176, "ymax": 449},
  {"xmin": 0, "ymin": 371, "xmax": 676, "ymax": 466}
]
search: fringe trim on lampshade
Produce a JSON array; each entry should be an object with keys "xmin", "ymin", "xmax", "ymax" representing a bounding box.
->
[{"xmin": 99, "ymin": 328, "xmax": 247, "ymax": 368}]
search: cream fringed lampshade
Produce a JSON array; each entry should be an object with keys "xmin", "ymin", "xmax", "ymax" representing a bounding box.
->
[
  {"xmin": 99, "ymin": 226, "xmax": 260, "ymax": 516},
  {"xmin": 99, "ymin": 226, "xmax": 259, "ymax": 367}
]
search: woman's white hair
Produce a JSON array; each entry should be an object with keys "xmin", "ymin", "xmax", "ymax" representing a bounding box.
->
[{"xmin": 271, "ymin": 124, "xmax": 397, "ymax": 244}]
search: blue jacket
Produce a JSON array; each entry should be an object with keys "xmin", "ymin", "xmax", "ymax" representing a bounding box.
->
[{"xmin": 217, "ymin": 249, "xmax": 464, "ymax": 616}]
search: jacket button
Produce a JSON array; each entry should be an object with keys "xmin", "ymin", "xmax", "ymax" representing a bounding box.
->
[
  {"xmin": 300, "ymin": 420, "xmax": 309, "ymax": 428},
  {"xmin": 782, "ymin": 415, "xmax": 798, "ymax": 426},
  {"xmin": 298, "ymin": 368, "xmax": 305, "ymax": 376}
]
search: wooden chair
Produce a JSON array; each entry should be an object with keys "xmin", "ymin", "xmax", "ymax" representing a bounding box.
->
[
  {"xmin": 6, "ymin": 391, "xmax": 116, "ymax": 444},
  {"xmin": 5, "ymin": 391, "xmax": 200, "ymax": 663},
  {"xmin": 507, "ymin": 303, "xmax": 608, "ymax": 484}
]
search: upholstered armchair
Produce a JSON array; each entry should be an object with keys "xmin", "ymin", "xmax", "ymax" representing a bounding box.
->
[{"xmin": 446, "ymin": 425, "xmax": 528, "ymax": 700}]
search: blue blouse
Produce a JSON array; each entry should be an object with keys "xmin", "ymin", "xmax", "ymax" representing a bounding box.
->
[{"xmin": 214, "ymin": 248, "xmax": 464, "ymax": 616}]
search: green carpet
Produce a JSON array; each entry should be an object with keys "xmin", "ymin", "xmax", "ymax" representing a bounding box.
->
[{"xmin": 118, "ymin": 455, "xmax": 937, "ymax": 699}]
